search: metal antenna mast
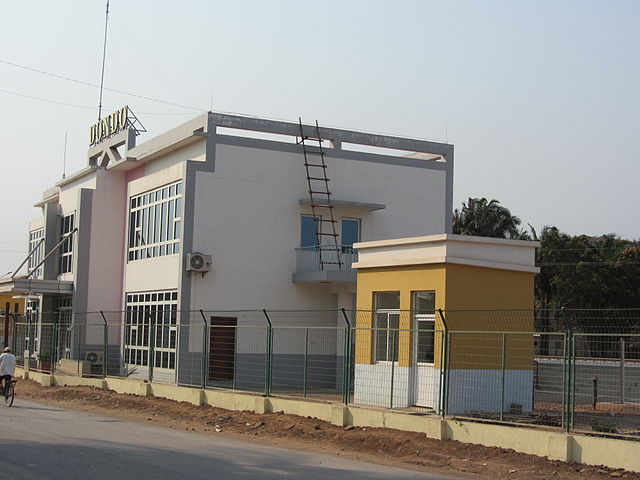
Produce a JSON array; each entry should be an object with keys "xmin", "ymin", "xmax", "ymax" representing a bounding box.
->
[
  {"xmin": 97, "ymin": 0, "xmax": 110, "ymax": 120},
  {"xmin": 62, "ymin": 130, "xmax": 67, "ymax": 179}
]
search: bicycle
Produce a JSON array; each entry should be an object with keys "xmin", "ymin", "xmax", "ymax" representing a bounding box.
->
[{"xmin": 3, "ymin": 379, "xmax": 16, "ymax": 407}]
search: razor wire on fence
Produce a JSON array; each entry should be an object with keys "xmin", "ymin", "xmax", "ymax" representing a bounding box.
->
[{"xmin": 7, "ymin": 308, "xmax": 640, "ymax": 439}]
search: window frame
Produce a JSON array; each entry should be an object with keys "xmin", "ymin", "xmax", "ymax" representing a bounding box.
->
[
  {"xmin": 340, "ymin": 217, "xmax": 361, "ymax": 253},
  {"xmin": 300, "ymin": 214, "xmax": 321, "ymax": 250},
  {"xmin": 124, "ymin": 290, "xmax": 178, "ymax": 370},
  {"xmin": 373, "ymin": 291, "xmax": 400, "ymax": 363},
  {"xmin": 28, "ymin": 228, "xmax": 45, "ymax": 278},
  {"xmin": 412, "ymin": 291, "xmax": 436, "ymax": 365},
  {"xmin": 58, "ymin": 213, "xmax": 76, "ymax": 275},
  {"xmin": 127, "ymin": 182, "xmax": 183, "ymax": 262}
]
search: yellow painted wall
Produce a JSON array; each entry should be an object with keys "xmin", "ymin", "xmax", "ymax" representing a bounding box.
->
[
  {"xmin": 444, "ymin": 264, "xmax": 535, "ymax": 312},
  {"xmin": 355, "ymin": 265, "xmax": 446, "ymax": 367},
  {"xmin": 444, "ymin": 264, "xmax": 535, "ymax": 370},
  {"xmin": 355, "ymin": 262, "xmax": 536, "ymax": 370},
  {"xmin": 0, "ymin": 295, "xmax": 24, "ymax": 315}
]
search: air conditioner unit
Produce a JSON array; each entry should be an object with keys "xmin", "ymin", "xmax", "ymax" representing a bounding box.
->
[
  {"xmin": 85, "ymin": 351, "xmax": 104, "ymax": 365},
  {"xmin": 186, "ymin": 252, "xmax": 212, "ymax": 274}
]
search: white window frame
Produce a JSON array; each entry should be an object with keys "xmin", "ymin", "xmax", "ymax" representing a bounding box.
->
[
  {"xmin": 412, "ymin": 291, "xmax": 436, "ymax": 365},
  {"xmin": 128, "ymin": 182, "xmax": 183, "ymax": 262},
  {"xmin": 59, "ymin": 213, "xmax": 75, "ymax": 274},
  {"xmin": 28, "ymin": 228, "xmax": 45, "ymax": 278},
  {"xmin": 373, "ymin": 291, "xmax": 400, "ymax": 363},
  {"xmin": 124, "ymin": 290, "xmax": 178, "ymax": 371},
  {"xmin": 374, "ymin": 309, "xmax": 400, "ymax": 363}
]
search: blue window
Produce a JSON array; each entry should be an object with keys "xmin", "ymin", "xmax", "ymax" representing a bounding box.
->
[
  {"xmin": 301, "ymin": 215, "xmax": 318, "ymax": 250},
  {"xmin": 341, "ymin": 218, "xmax": 360, "ymax": 252}
]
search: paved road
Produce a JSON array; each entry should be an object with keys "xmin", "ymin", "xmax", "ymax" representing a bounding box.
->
[{"xmin": 0, "ymin": 399, "xmax": 460, "ymax": 480}]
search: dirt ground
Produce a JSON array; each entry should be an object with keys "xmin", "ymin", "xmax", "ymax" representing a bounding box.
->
[{"xmin": 12, "ymin": 379, "xmax": 640, "ymax": 480}]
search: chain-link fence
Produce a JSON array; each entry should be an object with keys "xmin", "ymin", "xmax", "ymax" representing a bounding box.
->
[{"xmin": 8, "ymin": 308, "xmax": 640, "ymax": 439}]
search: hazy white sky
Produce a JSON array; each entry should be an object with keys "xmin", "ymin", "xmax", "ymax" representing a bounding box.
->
[{"xmin": 1, "ymin": 0, "xmax": 638, "ymax": 270}]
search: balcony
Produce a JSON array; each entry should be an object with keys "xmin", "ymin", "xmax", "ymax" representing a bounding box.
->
[{"xmin": 293, "ymin": 245, "xmax": 357, "ymax": 283}]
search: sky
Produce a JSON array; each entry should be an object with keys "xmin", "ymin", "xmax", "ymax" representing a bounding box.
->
[{"xmin": 0, "ymin": 0, "xmax": 639, "ymax": 271}]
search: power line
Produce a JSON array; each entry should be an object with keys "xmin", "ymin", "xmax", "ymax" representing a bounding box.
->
[
  {"xmin": 0, "ymin": 58, "xmax": 204, "ymax": 112},
  {"xmin": 537, "ymin": 261, "xmax": 640, "ymax": 266},
  {"xmin": 539, "ymin": 246, "xmax": 638, "ymax": 252},
  {"xmin": 0, "ymin": 87, "xmax": 196, "ymax": 115},
  {"xmin": 0, "ymin": 88, "xmax": 96, "ymax": 110}
]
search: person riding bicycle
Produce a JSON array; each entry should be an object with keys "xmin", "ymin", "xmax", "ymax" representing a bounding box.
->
[{"xmin": 0, "ymin": 347, "xmax": 16, "ymax": 394}]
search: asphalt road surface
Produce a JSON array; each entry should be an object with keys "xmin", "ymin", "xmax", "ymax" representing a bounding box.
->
[{"xmin": 0, "ymin": 399, "xmax": 461, "ymax": 480}]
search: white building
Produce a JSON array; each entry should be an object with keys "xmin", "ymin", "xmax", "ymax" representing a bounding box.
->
[{"xmin": 0, "ymin": 110, "xmax": 453, "ymax": 385}]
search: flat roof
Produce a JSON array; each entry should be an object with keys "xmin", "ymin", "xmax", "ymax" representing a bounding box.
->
[{"xmin": 353, "ymin": 233, "xmax": 539, "ymax": 273}]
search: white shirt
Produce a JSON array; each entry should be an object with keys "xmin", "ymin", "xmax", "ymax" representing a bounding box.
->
[{"xmin": 0, "ymin": 353, "xmax": 16, "ymax": 376}]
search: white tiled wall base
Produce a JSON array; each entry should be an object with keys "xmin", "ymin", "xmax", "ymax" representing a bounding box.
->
[
  {"xmin": 354, "ymin": 363, "xmax": 533, "ymax": 414},
  {"xmin": 446, "ymin": 369, "xmax": 533, "ymax": 414}
]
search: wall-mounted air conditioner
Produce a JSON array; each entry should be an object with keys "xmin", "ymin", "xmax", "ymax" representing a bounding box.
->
[{"xmin": 186, "ymin": 252, "xmax": 212, "ymax": 275}]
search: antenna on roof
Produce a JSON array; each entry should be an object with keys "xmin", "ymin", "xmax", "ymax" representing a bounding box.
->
[
  {"xmin": 62, "ymin": 130, "xmax": 67, "ymax": 179},
  {"xmin": 97, "ymin": 0, "xmax": 110, "ymax": 120}
]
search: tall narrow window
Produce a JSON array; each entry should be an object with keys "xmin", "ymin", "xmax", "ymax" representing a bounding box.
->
[
  {"xmin": 341, "ymin": 218, "xmax": 360, "ymax": 253},
  {"xmin": 300, "ymin": 215, "xmax": 319, "ymax": 250},
  {"xmin": 128, "ymin": 181, "xmax": 183, "ymax": 261},
  {"xmin": 413, "ymin": 291, "xmax": 436, "ymax": 364},
  {"xmin": 124, "ymin": 290, "xmax": 178, "ymax": 370},
  {"xmin": 28, "ymin": 228, "xmax": 44, "ymax": 278},
  {"xmin": 59, "ymin": 213, "xmax": 75, "ymax": 274},
  {"xmin": 374, "ymin": 292, "xmax": 400, "ymax": 362}
]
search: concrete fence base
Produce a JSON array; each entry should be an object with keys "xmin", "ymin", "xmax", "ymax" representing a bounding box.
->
[{"xmin": 17, "ymin": 368, "xmax": 640, "ymax": 473}]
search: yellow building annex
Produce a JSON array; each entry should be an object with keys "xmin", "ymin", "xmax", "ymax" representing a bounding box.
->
[
  {"xmin": 1, "ymin": 294, "xmax": 25, "ymax": 347},
  {"xmin": 352, "ymin": 234, "xmax": 539, "ymax": 412}
]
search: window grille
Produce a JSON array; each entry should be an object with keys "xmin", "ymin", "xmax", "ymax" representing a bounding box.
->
[{"xmin": 128, "ymin": 182, "xmax": 182, "ymax": 261}]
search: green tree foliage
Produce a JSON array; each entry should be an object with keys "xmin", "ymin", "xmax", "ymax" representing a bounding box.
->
[
  {"xmin": 536, "ymin": 226, "xmax": 640, "ymax": 310},
  {"xmin": 452, "ymin": 197, "xmax": 531, "ymax": 240}
]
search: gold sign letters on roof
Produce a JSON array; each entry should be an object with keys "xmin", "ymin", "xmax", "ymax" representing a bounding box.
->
[{"xmin": 89, "ymin": 106, "xmax": 129, "ymax": 146}]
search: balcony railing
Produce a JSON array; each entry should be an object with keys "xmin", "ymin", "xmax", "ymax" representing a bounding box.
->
[{"xmin": 295, "ymin": 245, "xmax": 358, "ymax": 274}]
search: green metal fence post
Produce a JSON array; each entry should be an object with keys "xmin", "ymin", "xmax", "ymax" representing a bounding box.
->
[
  {"xmin": 340, "ymin": 308, "xmax": 352, "ymax": 405},
  {"xmin": 48, "ymin": 313, "xmax": 56, "ymax": 374},
  {"xmin": 570, "ymin": 334, "xmax": 576, "ymax": 430},
  {"xmin": 561, "ymin": 307, "xmax": 573, "ymax": 433},
  {"xmin": 76, "ymin": 323, "xmax": 82, "ymax": 376},
  {"xmin": 199, "ymin": 310, "xmax": 208, "ymax": 389},
  {"xmin": 233, "ymin": 324, "xmax": 238, "ymax": 390},
  {"xmin": 389, "ymin": 329, "xmax": 396, "ymax": 409},
  {"xmin": 500, "ymin": 332, "xmax": 506, "ymax": 422},
  {"xmin": 26, "ymin": 318, "xmax": 31, "ymax": 372},
  {"xmin": 437, "ymin": 309, "xmax": 449, "ymax": 417},
  {"xmin": 100, "ymin": 311, "xmax": 108, "ymax": 378},
  {"xmin": 620, "ymin": 337, "xmax": 626, "ymax": 405},
  {"xmin": 51, "ymin": 311, "xmax": 60, "ymax": 374},
  {"xmin": 303, "ymin": 328, "xmax": 309, "ymax": 397},
  {"xmin": 561, "ymin": 331, "xmax": 567, "ymax": 431},
  {"xmin": 11, "ymin": 315, "xmax": 17, "ymax": 356},
  {"xmin": 262, "ymin": 309, "xmax": 273, "ymax": 397},
  {"xmin": 147, "ymin": 311, "xmax": 155, "ymax": 383}
]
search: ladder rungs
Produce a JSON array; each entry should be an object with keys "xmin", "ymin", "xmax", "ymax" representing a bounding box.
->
[
  {"xmin": 304, "ymin": 163, "xmax": 327, "ymax": 168},
  {"xmin": 303, "ymin": 150, "xmax": 324, "ymax": 156},
  {"xmin": 315, "ymin": 219, "xmax": 336, "ymax": 223},
  {"xmin": 318, "ymin": 232, "xmax": 339, "ymax": 236},
  {"xmin": 307, "ymin": 177, "xmax": 329, "ymax": 181},
  {"xmin": 309, "ymin": 204, "xmax": 334, "ymax": 208},
  {"xmin": 309, "ymin": 191, "xmax": 331, "ymax": 195}
]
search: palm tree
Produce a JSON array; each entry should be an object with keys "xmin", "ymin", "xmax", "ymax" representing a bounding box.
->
[{"xmin": 452, "ymin": 197, "xmax": 531, "ymax": 240}]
